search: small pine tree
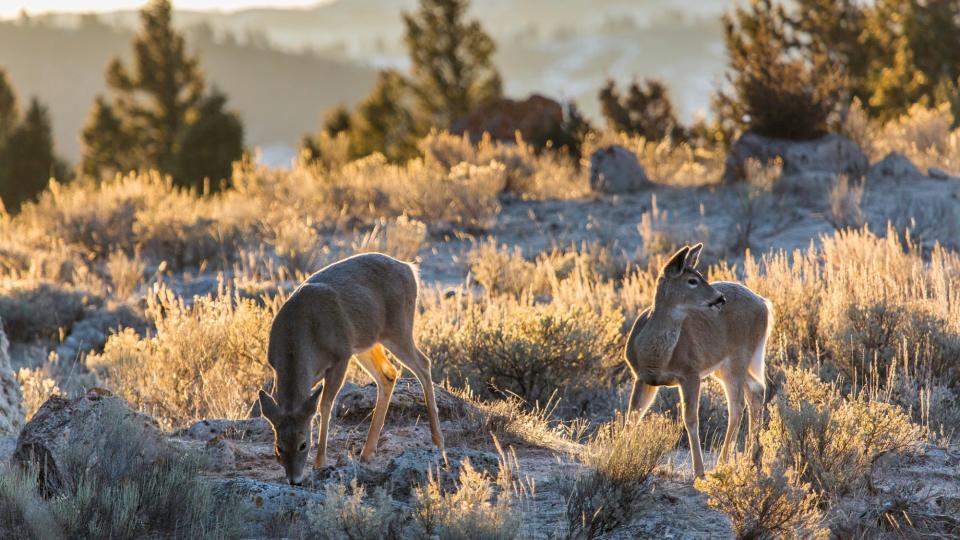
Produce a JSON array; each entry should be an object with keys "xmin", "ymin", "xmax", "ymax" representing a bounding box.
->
[
  {"xmin": 0, "ymin": 98, "xmax": 61, "ymax": 211},
  {"xmin": 172, "ymin": 90, "xmax": 244, "ymax": 192},
  {"xmin": 348, "ymin": 70, "xmax": 419, "ymax": 162},
  {"xmin": 599, "ymin": 79, "xmax": 685, "ymax": 141},
  {"xmin": 403, "ymin": 0, "xmax": 502, "ymax": 129}
]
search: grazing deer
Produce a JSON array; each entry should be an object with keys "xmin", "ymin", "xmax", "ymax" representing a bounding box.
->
[
  {"xmin": 257, "ymin": 253, "xmax": 444, "ymax": 485},
  {"xmin": 624, "ymin": 243, "xmax": 771, "ymax": 477}
]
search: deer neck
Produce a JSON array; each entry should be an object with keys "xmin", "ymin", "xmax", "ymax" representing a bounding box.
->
[{"xmin": 634, "ymin": 301, "xmax": 687, "ymax": 370}]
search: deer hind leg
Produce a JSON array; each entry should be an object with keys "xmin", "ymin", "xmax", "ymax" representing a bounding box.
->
[
  {"xmin": 628, "ymin": 380, "xmax": 658, "ymax": 421},
  {"xmin": 715, "ymin": 371, "xmax": 745, "ymax": 465},
  {"xmin": 354, "ymin": 344, "xmax": 399, "ymax": 462},
  {"xmin": 744, "ymin": 375, "xmax": 765, "ymax": 456},
  {"xmin": 679, "ymin": 377, "xmax": 705, "ymax": 478},
  {"xmin": 315, "ymin": 361, "xmax": 349, "ymax": 468},
  {"xmin": 384, "ymin": 337, "xmax": 445, "ymax": 452}
]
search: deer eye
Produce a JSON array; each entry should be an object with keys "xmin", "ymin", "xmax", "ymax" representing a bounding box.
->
[
  {"xmin": 687, "ymin": 278, "xmax": 698, "ymax": 286},
  {"xmin": 298, "ymin": 442, "xmax": 307, "ymax": 452}
]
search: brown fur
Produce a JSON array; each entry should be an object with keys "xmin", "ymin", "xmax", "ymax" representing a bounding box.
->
[
  {"xmin": 624, "ymin": 244, "xmax": 771, "ymax": 477},
  {"xmin": 258, "ymin": 252, "xmax": 444, "ymax": 485}
]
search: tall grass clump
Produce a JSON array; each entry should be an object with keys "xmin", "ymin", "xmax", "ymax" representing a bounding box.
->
[
  {"xmin": 563, "ymin": 413, "xmax": 680, "ymax": 538},
  {"xmin": 86, "ymin": 283, "xmax": 275, "ymax": 427}
]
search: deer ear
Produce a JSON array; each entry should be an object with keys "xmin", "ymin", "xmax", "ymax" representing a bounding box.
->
[
  {"xmin": 259, "ymin": 390, "xmax": 281, "ymax": 424},
  {"xmin": 685, "ymin": 243, "xmax": 703, "ymax": 269},
  {"xmin": 299, "ymin": 384, "xmax": 323, "ymax": 417},
  {"xmin": 663, "ymin": 246, "xmax": 690, "ymax": 277}
]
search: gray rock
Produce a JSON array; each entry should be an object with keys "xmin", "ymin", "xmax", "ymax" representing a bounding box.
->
[
  {"xmin": 724, "ymin": 132, "xmax": 868, "ymax": 183},
  {"xmin": 381, "ymin": 447, "xmax": 500, "ymax": 499},
  {"xmin": 210, "ymin": 478, "xmax": 326, "ymax": 537},
  {"xmin": 336, "ymin": 378, "xmax": 469, "ymax": 422},
  {"xmin": 0, "ymin": 316, "xmax": 25, "ymax": 436},
  {"xmin": 0, "ymin": 435, "xmax": 17, "ymax": 461},
  {"xmin": 928, "ymin": 167, "xmax": 958, "ymax": 180},
  {"xmin": 589, "ymin": 145, "xmax": 651, "ymax": 194},
  {"xmin": 173, "ymin": 416, "xmax": 274, "ymax": 444},
  {"xmin": 869, "ymin": 152, "xmax": 924, "ymax": 183},
  {"xmin": 12, "ymin": 388, "xmax": 169, "ymax": 489}
]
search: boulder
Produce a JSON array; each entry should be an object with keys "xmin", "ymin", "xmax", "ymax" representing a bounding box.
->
[
  {"xmin": 868, "ymin": 152, "xmax": 925, "ymax": 183},
  {"xmin": 588, "ymin": 145, "xmax": 651, "ymax": 194},
  {"xmin": 724, "ymin": 131, "xmax": 868, "ymax": 183},
  {"xmin": 336, "ymin": 378, "xmax": 469, "ymax": 422},
  {"xmin": 210, "ymin": 478, "xmax": 326, "ymax": 537},
  {"xmin": 0, "ymin": 316, "xmax": 25, "ymax": 436},
  {"xmin": 449, "ymin": 94, "xmax": 564, "ymax": 146},
  {"xmin": 11, "ymin": 388, "xmax": 169, "ymax": 489}
]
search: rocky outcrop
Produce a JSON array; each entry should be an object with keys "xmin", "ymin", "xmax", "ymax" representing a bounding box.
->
[
  {"xmin": 450, "ymin": 94, "xmax": 564, "ymax": 146},
  {"xmin": 12, "ymin": 388, "xmax": 169, "ymax": 489},
  {"xmin": 868, "ymin": 152, "xmax": 925, "ymax": 183},
  {"xmin": 336, "ymin": 379, "xmax": 470, "ymax": 422},
  {"xmin": 724, "ymin": 131, "xmax": 869, "ymax": 183},
  {"xmin": 0, "ymin": 316, "xmax": 25, "ymax": 436},
  {"xmin": 589, "ymin": 145, "xmax": 651, "ymax": 194}
]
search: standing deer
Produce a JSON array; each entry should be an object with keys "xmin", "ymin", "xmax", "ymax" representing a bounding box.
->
[
  {"xmin": 624, "ymin": 243, "xmax": 771, "ymax": 477},
  {"xmin": 257, "ymin": 253, "xmax": 444, "ymax": 485}
]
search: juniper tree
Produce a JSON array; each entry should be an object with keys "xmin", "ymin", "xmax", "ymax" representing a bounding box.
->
[
  {"xmin": 720, "ymin": 0, "xmax": 843, "ymax": 140},
  {"xmin": 82, "ymin": 0, "xmax": 243, "ymax": 191},
  {"xmin": 172, "ymin": 90, "xmax": 244, "ymax": 191},
  {"xmin": 0, "ymin": 98, "xmax": 61, "ymax": 211},
  {"xmin": 599, "ymin": 79, "xmax": 685, "ymax": 141},
  {"xmin": 348, "ymin": 70, "xmax": 419, "ymax": 162},
  {"xmin": 403, "ymin": 0, "xmax": 502, "ymax": 129}
]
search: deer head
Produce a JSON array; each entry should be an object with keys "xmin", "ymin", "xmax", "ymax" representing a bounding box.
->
[
  {"xmin": 258, "ymin": 387, "xmax": 322, "ymax": 485},
  {"xmin": 655, "ymin": 243, "xmax": 725, "ymax": 315}
]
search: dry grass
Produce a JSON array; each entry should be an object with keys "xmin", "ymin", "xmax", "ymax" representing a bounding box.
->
[
  {"xmin": 563, "ymin": 413, "xmax": 681, "ymax": 538},
  {"xmin": 85, "ymin": 283, "xmax": 276, "ymax": 428},
  {"xmin": 696, "ymin": 455, "xmax": 828, "ymax": 540}
]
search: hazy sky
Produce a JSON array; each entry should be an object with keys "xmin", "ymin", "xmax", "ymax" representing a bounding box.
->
[{"xmin": 1, "ymin": 1, "xmax": 327, "ymax": 17}]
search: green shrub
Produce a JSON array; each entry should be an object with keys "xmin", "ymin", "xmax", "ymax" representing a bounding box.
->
[
  {"xmin": 759, "ymin": 368, "xmax": 922, "ymax": 498},
  {"xmin": 420, "ymin": 297, "xmax": 621, "ymax": 412}
]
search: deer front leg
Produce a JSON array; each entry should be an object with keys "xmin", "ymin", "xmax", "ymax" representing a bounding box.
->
[
  {"xmin": 679, "ymin": 377, "xmax": 705, "ymax": 478},
  {"xmin": 314, "ymin": 362, "xmax": 348, "ymax": 468},
  {"xmin": 628, "ymin": 380, "xmax": 658, "ymax": 421}
]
